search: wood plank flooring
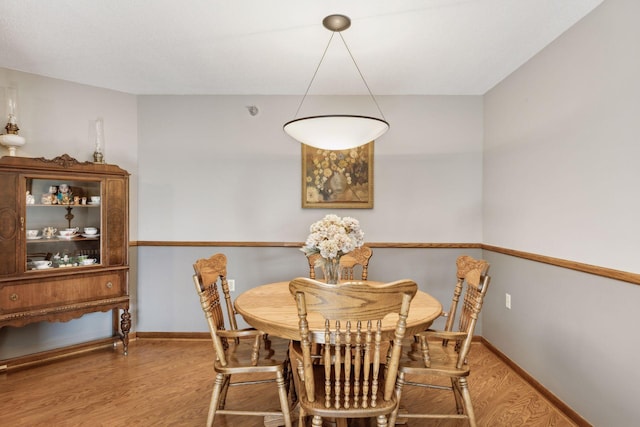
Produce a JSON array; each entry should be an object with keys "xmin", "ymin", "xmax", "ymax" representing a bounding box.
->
[{"xmin": 0, "ymin": 339, "xmax": 577, "ymax": 426}]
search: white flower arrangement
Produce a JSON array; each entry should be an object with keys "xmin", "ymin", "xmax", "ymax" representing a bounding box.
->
[{"xmin": 300, "ymin": 214, "xmax": 365, "ymax": 260}]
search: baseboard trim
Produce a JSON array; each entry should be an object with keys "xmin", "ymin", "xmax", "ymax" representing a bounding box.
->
[
  {"xmin": 481, "ymin": 337, "xmax": 592, "ymax": 427},
  {"xmin": 0, "ymin": 332, "xmax": 208, "ymax": 373},
  {"xmin": 0, "ymin": 335, "xmax": 129, "ymax": 373}
]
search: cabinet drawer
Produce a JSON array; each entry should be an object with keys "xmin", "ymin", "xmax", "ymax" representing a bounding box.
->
[{"xmin": 0, "ymin": 273, "xmax": 124, "ymax": 313}]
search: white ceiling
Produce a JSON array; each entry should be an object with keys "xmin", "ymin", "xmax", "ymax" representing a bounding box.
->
[{"xmin": 0, "ymin": 0, "xmax": 603, "ymax": 96}]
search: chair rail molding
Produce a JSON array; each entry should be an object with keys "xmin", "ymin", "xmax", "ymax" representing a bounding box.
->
[{"xmin": 131, "ymin": 241, "xmax": 639, "ymax": 286}]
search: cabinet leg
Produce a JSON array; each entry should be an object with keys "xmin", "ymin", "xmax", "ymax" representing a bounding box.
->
[{"xmin": 120, "ymin": 309, "xmax": 131, "ymax": 355}]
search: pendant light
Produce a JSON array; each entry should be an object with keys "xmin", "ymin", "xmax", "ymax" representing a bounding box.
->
[{"xmin": 283, "ymin": 14, "xmax": 389, "ymax": 150}]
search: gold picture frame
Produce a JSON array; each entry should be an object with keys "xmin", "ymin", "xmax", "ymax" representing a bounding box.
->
[{"xmin": 301, "ymin": 142, "xmax": 374, "ymax": 209}]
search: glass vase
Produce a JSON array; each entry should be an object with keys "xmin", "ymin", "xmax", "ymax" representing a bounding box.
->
[{"xmin": 322, "ymin": 256, "xmax": 341, "ymax": 284}]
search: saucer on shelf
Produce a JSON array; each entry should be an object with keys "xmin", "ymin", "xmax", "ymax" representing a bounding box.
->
[
  {"xmin": 27, "ymin": 236, "xmax": 43, "ymax": 240},
  {"xmin": 81, "ymin": 233, "xmax": 100, "ymax": 238}
]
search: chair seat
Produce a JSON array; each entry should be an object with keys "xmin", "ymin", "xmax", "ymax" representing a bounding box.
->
[
  {"xmin": 399, "ymin": 338, "xmax": 470, "ymax": 377},
  {"xmin": 214, "ymin": 335, "xmax": 291, "ymax": 373}
]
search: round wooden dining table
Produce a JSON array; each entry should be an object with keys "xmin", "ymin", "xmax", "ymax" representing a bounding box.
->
[{"xmin": 234, "ymin": 280, "xmax": 443, "ymax": 341}]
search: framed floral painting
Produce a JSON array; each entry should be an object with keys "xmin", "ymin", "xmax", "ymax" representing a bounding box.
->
[{"xmin": 301, "ymin": 142, "xmax": 374, "ymax": 209}]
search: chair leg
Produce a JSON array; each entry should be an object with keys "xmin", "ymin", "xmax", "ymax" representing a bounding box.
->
[
  {"xmin": 451, "ymin": 377, "xmax": 464, "ymax": 414},
  {"xmin": 284, "ymin": 355, "xmax": 297, "ymax": 406},
  {"xmin": 276, "ymin": 371, "xmax": 293, "ymax": 427},
  {"xmin": 298, "ymin": 407, "xmax": 306, "ymax": 427},
  {"xmin": 217, "ymin": 374, "xmax": 231, "ymax": 409},
  {"xmin": 458, "ymin": 377, "xmax": 477, "ymax": 427},
  {"xmin": 289, "ymin": 371, "xmax": 298, "ymax": 407},
  {"xmin": 208, "ymin": 373, "xmax": 226, "ymax": 427},
  {"xmin": 388, "ymin": 371, "xmax": 405, "ymax": 426},
  {"xmin": 376, "ymin": 414, "xmax": 389, "ymax": 427}
]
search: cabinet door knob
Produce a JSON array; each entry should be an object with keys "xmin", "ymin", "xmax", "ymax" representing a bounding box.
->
[
  {"xmin": 10, "ymin": 293, "xmax": 19, "ymax": 301},
  {"xmin": 106, "ymin": 281, "xmax": 113, "ymax": 289}
]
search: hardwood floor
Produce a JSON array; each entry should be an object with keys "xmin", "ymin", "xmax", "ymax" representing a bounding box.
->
[{"xmin": 0, "ymin": 339, "xmax": 577, "ymax": 426}]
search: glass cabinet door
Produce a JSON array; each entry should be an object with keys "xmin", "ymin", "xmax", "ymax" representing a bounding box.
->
[{"xmin": 25, "ymin": 177, "xmax": 102, "ymax": 271}]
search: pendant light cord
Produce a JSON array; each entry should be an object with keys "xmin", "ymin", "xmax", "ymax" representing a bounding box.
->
[
  {"xmin": 338, "ymin": 32, "xmax": 387, "ymax": 121},
  {"xmin": 293, "ymin": 31, "xmax": 386, "ymax": 121},
  {"xmin": 293, "ymin": 33, "xmax": 335, "ymax": 119}
]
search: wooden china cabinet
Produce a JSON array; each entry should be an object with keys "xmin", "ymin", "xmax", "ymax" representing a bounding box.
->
[{"xmin": 0, "ymin": 154, "xmax": 130, "ymax": 356}]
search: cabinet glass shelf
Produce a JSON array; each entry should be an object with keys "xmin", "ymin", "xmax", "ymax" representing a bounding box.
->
[{"xmin": 25, "ymin": 178, "xmax": 102, "ymax": 271}]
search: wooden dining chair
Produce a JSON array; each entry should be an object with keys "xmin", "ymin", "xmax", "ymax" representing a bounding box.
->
[
  {"xmin": 408, "ymin": 256, "xmax": 488, "ymax": 355},
  {"xmin": 339, "ymin": 245, "xmax": 373, "ymax": 280},
  {"xmin": 193, "ymin": 253, "xmax": 293, "ymax": 427},
  {"xmin": 442, "ymin": 255, "xmax": 490, "ymax": 333},
  {"xmin": 389, "ymin": 264, "xmax": 491, "ymax": 427},
  {"xmin": 288, "ymin": 277, "xmax": 417, "ymax": 427},
  {"xmin": 305, "ymin": 245, "xmax": 373, "ymax": 280}
]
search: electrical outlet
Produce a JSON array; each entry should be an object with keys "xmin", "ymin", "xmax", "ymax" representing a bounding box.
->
[
  {"xmin": 505, "ymin": 293, "xmax": 511, "ymax": 309},
  {"xmin": 228, "ymin": 279, "xmax": 235, "ymax": 292}
]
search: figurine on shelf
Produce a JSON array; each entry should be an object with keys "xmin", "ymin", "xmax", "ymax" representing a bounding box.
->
[
  {"xmin": 42, "ymin": 227, "xmax": 57, "ymax": 239},
  {"xmin": 26, "ymin": 191, "xmax": 35, "ymax": 205},
  {"xmin": 57, "ymin": 183, "xmax": 72, "ymax": 204}
]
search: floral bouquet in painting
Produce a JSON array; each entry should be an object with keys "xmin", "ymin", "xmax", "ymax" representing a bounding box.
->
[
  {"xmin": 304, "ymin": 145, "xmax": 370, "ymax": 204},
  {"xmin": 300, "ymin": 214, "xmax": 365, "ymax": 283}
]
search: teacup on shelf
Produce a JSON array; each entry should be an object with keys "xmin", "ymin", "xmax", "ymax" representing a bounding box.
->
[
  {"xmin": 59, "ymin": 228, "xmax": 78, "ymax": 237},
  {"xmin": 83, "ymin": 227, "xmax": 98, "ymax": 235},
  {"xmin": 81, "ymin": 258, "xmax": 97, "ymax": 265},
  {"xmin": 26, "ymin": 229, "xmax": 40, "ymax": 238}
]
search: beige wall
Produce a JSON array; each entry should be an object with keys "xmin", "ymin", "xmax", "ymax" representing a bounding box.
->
[
  {"xmin": 136, "ymin": 94, "xmax": 483, "ymax": 242},
  {"xmin": 483, "ymin": 0, "xmax": 640, "ymax": 272},
  {"xmin": 134, "ymin": 93, "xmax": 484, "ymax": 331},
  {"xmin": 483, "ymin": 0, "xmax": 640, "ymax": 424}
]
